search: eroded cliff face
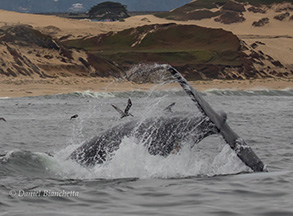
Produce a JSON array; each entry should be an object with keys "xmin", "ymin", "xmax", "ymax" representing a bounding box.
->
[
  {"xmin": 63, "ymin": 23, "xmax": 292, "ymax": 82},
  {"xmin": 0, "ymin": 24, "xmax": 291, "ymax": 82},
  {"xmin": 0, "ymin": 24, "xmax": 122, "ymax": 79}
]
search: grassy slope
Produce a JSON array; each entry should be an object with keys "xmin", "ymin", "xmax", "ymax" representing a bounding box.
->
[{"xmin": 64, "ymin": 24, "xmax": 242, "ymax": 68}]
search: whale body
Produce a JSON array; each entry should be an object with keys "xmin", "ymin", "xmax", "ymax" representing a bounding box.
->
[
  {"xmin": 70, "ymin": 114, "xmax": 218, "ymax": 166},
  {"xmin": 70, "ymin": 65, "xmax": 266, "ymax": 172}
]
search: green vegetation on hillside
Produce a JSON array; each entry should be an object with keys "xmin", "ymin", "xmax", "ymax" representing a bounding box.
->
[{"xmin": 64, "ymin": 23, "xmax": 242, "ymax": 68}]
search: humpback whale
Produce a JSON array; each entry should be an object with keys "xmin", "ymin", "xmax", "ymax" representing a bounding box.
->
[
  {"xmin": 112, "ymin": 98, "xmax": 134, "ymax": 119},
  {"xmin": 0, "ymin": 117, "xmax": 6, "ymax": 122},
  {"xmin": 69, "ymin": 66, "xmax": 266, "ymax": 172},
  {"xmin": 70, "ymin": 114, "xmax": 217, "ymax": 166}
]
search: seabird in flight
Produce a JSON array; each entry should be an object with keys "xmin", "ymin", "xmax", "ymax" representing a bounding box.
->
[
  {"xmin": 112, "ymin": 98, "xmax": 134, "ymax": 119},
  {"xmin": 70, "ymin": 114, "xmax": 78, "ymax": 120}
]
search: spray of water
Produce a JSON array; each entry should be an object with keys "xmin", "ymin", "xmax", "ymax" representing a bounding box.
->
[
  {"xmin": 50, "ymin": 64, "xmax": 250, "ymax": 179},
  {"xmin": 0, "ymin": 64, "xmax": 251, "ymax": 179}
]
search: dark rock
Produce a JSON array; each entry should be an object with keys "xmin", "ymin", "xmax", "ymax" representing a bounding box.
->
[
  {"xmin": 0, "ymin": 25, "xmax": 60, "ymax": 50},
  {"xmin": 250, "ymin": 41, "xmax": 265, "ymax": 49},
  {"xmin": 275, "ymin": 7, "xmax": 293, "ymax": 12},
  {"xmin": 214, "ymin": 11, "xmax": 245, "ymax": 24},
  {"xmin": 78, "ymin": 57, "xmax": 90, "ymax": 68},
  {"xmin": 274, "ymin": 12, "xmax": 290, "ymax": 21},
  {"xmin": 58, "ymin": 57, "xmax": 67, "ymax": 63},
  {"xmin": 7, "ymin": 68, "xmax": 17, "ymax": 77},
  {"xmin": 252, "ymin": 18, "xmax": 269, "ymax": 27},
  {"xmin": 60, "ymin": 47, "xmax": 73, "ymax": 60},
  {"xmin": 248, "ymin": 6, "xmax": 266, "ymax": 14},
  {"xmin": 222, "ymin": 1, "xmax": 246, "ymax": 12},
  {"xmin": 271, "ymin": 60, "xmax": 284, "ymax": 68},
  {"xmin": 251, "ymin": 43, "xmax": 258, "ymax": 49},
  {"xmin": 266, "ymin": 55, "xmax": 274, "ymax": 61},
  {"xmin": 250, "ymin": 50, "xmax": 265, "ymax": 60},
  {"xmin": 44, "ymin": 54, "xmax": 53, "ymax": 59},
  {"xmin": 0, "ymin": 68, "xmax": 10, "ymax": 76},
  {"xmin": 256, "ymin": 41, "xmax": 265, "ymax": 45}
]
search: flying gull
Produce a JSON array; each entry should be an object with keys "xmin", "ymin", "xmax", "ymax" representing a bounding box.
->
[
  {"xmin": 70, "ymin": 114, "xmax": 78, "ymax": 120},
  {"xmin": 112, "ymin": 99, "xmax": 134, "ymax": 119}
]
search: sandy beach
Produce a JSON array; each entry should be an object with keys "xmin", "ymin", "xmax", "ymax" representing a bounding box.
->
[{"xmin": 1, "ymin": 76, "xmax": 292, "ymax": 98}]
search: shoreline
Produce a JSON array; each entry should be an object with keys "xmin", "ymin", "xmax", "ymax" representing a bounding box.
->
[
  {"xmin": 0, "ymin": 9, "xmax": 292, "ymax": 98},
  {"xmin": 1, "ymin": 77, "xmax": 292, "ymax": 98}
]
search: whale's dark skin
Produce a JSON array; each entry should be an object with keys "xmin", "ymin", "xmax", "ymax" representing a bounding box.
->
[
  {"xmin": 70, "ymin": 65, "xmax": 266, "ymax": 172},
  {"xmin": 167, "ymin": 66, "xmax": 266, "ymax": 172},
  {"xmin": 69, "ymin": 114, "xmax": 218, "ymax": 167}
]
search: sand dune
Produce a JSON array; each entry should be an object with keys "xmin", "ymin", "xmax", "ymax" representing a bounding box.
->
[{"xmin": 0, "ymin": 9, "xmax": 132, "ymax": 39}]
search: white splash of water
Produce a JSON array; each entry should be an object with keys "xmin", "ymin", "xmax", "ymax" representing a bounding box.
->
[
  {"xmin": 74, "ymin": 90, "xmax": 116, "ymax": 98},
  {"xmin": 52, "ymin": 135, "xmax": 249, "ymax": 180}
]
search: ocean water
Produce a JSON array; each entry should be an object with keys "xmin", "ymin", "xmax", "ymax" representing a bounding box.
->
[{"xmin": 0, "ymin": 86, "xmax": 293, "ymax": 216}]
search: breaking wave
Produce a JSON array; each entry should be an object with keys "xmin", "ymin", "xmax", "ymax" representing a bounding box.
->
[
  {"xmin": 0, "ymin": 150, "xmax": 60, "ymax": 178},
  {"xmin": 204, "ymin": 88, "xmax": 293, "ymax": 96},
  {"xmin": 37, "ymin": 88, "xmax": 293, "ymax": 100}
]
